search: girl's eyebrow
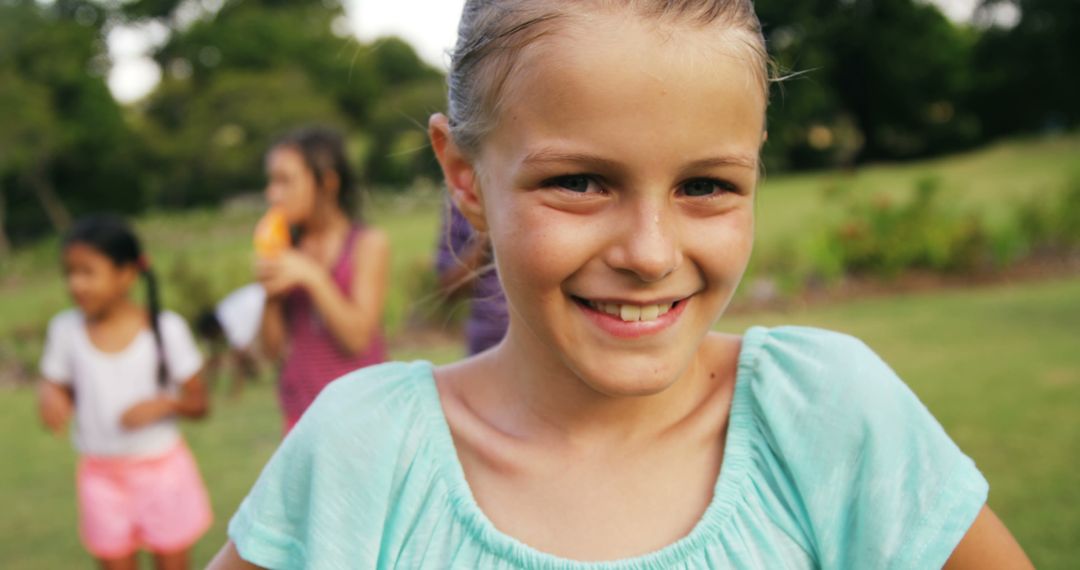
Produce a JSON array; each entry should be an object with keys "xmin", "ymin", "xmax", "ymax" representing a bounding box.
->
[
  {"xmin": 521, "ymin": 149, "xmax": 758, "ymax": 171},
  {"xmin": 683, "ymin": 154, "xmax": 758, "ymax": 171},
  {"xmin": 521, "ymin": 149, "xmax": 621, "ymax": 170}
]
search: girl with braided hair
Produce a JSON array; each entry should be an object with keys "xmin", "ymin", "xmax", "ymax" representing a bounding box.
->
[{"xmin": 38, "ymin": 214, "xmax": 212, "ymax": 569}]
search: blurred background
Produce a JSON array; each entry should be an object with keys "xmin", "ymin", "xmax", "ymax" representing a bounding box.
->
[{"xmin": 0, "ymin": 0, "xmax": 1077, "ymax": 568}]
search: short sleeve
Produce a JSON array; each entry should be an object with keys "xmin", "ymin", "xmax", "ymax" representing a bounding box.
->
[
  {"xmin": 228, "ymin": 362, "xmax": 424, "ymax": 569},
  {"xmin": 159, "ymin": 312, "xmax": 203, "ymax": 384},
  {"xmin": 216, "ymin": 284, "xmax": 266, "ymax": 350},
  {"xmin": 40, "ymin": 312, "xmax": 75, "ymax": 384},
  {"xmin": 748, "ymin": 326, "xmax": 988, "ymax": 570},
  {"xmin": 228, "ymin": 411, "xmax": 320, "ymax": 569}
]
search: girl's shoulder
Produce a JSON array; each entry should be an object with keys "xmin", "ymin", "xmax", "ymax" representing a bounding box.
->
[
  {"xmin": 43, "ymin": 309, "xmax": 85, "ymax": 352},
  {"xmin": 351, "ymin": 225, "xmax": 390, "ymax": 256},
  {"xmin": 735, "ymin": 326, "xmax": 987, "ymax": 569},
  {"xmin": 154, "ymin": 309, "xmax": 189, "ymax": 330},
  {"xmin": 153, "ymin": 310, "xmax": 198, "ymax": 345},
  {"xmin": 47, "ymin": 308, "xmax": 84, "ymax": 331},
  {"xmin": 292, "ymin": 361, "xmax": 436, "ymax": 441},
  {"xmin": 736, "ymin": 325, "xmax": 941, "ymax": 463},
  {"xmin": 738, "ymin": 325, "xmax": 933, "ymax": 446},
  {"xmin": 740, "ymin": 325, "xmax": 899, "ymax": 401},
  {"xmin": 737, "ymin": 324, "xmax": 972, "ymax": 481}
]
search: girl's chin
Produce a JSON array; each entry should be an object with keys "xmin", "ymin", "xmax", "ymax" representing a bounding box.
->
[{"xmin": 573, "ymin": 361, "xmax": 685, "ymax": 398}]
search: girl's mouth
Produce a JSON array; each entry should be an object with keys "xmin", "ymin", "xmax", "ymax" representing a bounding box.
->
[
  {"xmin": 572, "ymin": 297, "xmax": 681, "ymax": 322},
  {"xmin": 571, "ymin": 295, "xmax": 690, "ymax": 338}
]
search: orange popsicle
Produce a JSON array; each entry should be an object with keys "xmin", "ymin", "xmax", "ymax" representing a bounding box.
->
[{"xmin": 254, "ymin": 207, "xmax": 290, "ymax": 258}]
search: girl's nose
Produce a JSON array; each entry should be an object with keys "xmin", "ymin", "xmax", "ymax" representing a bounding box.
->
[
  {"xmin": 605, "ymin": 200, "xmax": 681, "ymax": 283},
  {"xmin": 265, "ymin": 185, "xmax": 282, "ymax": 207}
]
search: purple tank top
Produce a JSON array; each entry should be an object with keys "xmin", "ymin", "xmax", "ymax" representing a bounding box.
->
[{"xmin": 279, "ymin": 227, "xmax": 387, "ymax": 422}]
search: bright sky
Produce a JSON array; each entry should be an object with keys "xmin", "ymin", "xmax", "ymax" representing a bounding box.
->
[{"xmin": 108, "ymin": 0, "xmax": 986, "ymax": 103}]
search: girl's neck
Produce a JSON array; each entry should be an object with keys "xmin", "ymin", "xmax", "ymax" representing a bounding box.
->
[
  {"xmin": 475, "ymin": 329, "xmax": 727, "ymax": 450},
  {"xmin": 84, "ymin": 298, "xmax": 142, "ymax": 326},
  {"xmin": 301, "ymin": 204, "xmax": 350, "ymax": 239}
]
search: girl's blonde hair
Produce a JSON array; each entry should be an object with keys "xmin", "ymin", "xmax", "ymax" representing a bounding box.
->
[{"xmin": 446, "ymin": 0, "xmax": 771, "ymax": 156}]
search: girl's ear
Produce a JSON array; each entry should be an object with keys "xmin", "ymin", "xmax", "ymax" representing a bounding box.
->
[
  {"xmin": 119, "ymin": 263, "xmax": 140, "ymax": 291},
  {"xmin": 320, "ymin": 170, "xmax": 341, "ymax": 196},
  {"xmin": 429, "ymin": 113, "xmax": 487, "ymax": 232}
]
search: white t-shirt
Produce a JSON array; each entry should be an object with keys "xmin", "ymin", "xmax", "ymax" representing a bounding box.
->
[
  {"xmin": 215, "ymin": 283, "xmax": 266, "ymax": 350},
  {"xmin": 39, "ymin": 309, "xmax": 204, "ymax": 457}
]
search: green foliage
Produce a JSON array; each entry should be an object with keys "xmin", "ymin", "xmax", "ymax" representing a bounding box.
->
[
  {"xmin": 364, "ymin": 79, "xmax": 446, "ymax": 186},
  {"xmin": 1012, "ymin": 170, "xmax": 1080, "ymax": 255},
  {"xmin": 969, "ymin": 0, "xmax": 1080, "ymax": 137},
  {"xmin": 143, "ymin": 69, "xmax": 345, "ymax": 206},
  {"xmin": 759, "ymin": 0, "xmax": 981, "ymax": 169},
  {"xmin": 755, "ymin": 162, "xmax": 1080, "ymax": 288},
  {"xmin": 825, "ymin": 177, "xmax": 993, "ymax": 278},
  {"xmin": 132, "ymin": 0, "xmax": 445, "ymax": 206},
  {"xmin": 0, "ymin": 0, "xmax": 142, "ymax": 242}
]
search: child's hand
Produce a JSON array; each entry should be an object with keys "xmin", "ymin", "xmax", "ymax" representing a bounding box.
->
[
  {"xmin": 120, "ymin": 397, "xmax": 176, "ymax": 430},
  {"xmin": 38, "ymin": 382, "xmax": 74, "ymax": 435},
  {"xmin": 255, "ymin": 250, "xmax": 320, "ymax": 298}
]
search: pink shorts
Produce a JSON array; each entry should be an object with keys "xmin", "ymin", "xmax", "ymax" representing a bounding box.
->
[{"xmin": 76, "ymin": 440, "xmax": 213, "ymax": 559}]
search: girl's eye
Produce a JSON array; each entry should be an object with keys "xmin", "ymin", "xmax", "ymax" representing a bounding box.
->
[
  {"xmin": 548, "ymin": 175, "xmax": 595, "ymax": 194},
  {"xmin": 681, "ymin": 178, "xmax": 736, "ymax": 197}
]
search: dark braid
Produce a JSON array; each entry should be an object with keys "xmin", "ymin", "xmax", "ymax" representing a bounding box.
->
[
  {"xmin": 63, "ymin": 214, "xmax": 169, "ymax": 388},
  {"xmin": 141, "ymin": 266, "xmax": 168, "ymax": 388}
]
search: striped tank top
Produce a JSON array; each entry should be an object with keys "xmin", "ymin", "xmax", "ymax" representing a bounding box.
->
[{"xmin": 279, "ymin": 226, "xmax": 387, "ymax": 423}]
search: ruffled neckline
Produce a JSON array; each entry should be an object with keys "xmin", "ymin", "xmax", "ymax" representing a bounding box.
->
[{"xmin": 415, "ymin": 326, "xmax": 769, "ymax": 569}]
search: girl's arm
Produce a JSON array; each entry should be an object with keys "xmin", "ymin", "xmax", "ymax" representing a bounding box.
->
[
  {"xmin": 300, "ymin": 228, "xmax": 390, "ymax": 355},
  {"xmin": 120, "ymin": 374, "xmax": 209, "ymax": 430},
  {"xmin": 37, "ymin": 380, "xmax": 74, "ymax": 435},
  {"xmin": 207, "ymin": 541, "xmax": 263, "ymax": 570},
  {"xmin": 944, "ymin": 505, "xmax": 1033, "ymax": 569},
  {"xmin": 257, "ymin": 296, "xmax": 288, "ymax": 362}
]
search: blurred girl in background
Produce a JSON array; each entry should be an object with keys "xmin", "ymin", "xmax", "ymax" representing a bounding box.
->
[
  {"xmin": 255, "ymin": 126, "xmax": 389, "ymax": 433},
  {"xmin": 38, "ymin": 214, "xmax": 211, "ymax": 570}
]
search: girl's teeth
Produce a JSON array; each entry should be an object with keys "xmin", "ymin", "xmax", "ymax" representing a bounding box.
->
[{"xmin": 588, "ymin": 300, "xmax": 676, "ymax": 322}]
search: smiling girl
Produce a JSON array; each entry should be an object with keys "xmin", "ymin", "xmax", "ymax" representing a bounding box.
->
[{"xmin": 210, "ymin": 2, "xmax": 1031, "ymax": 568}]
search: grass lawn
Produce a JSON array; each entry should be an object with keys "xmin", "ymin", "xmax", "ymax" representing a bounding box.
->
[{"xmin": 1, "ymin": 278, "xmax": 1076, "ymax": 569}]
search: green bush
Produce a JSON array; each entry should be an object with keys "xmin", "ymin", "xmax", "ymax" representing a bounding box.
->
[
  {"xmin": 1012, "ymin": 170, "xmax": 1080, "ymax": 257},
  {"xmin": 826, "ymin": 176, "xmax": 993, "ymax": 278}
]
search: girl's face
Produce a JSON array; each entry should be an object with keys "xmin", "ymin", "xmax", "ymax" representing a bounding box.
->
[
  {"xmin": 470, "ymin": 15, "xmax": 766, "ymax": 396},
  {"xmin": 264, "ymin": 145, "xmax": 320, "ymax": 225},
  {"xmin": 63, "ymin": 243, "xmax": 137, "ymax": 319}
]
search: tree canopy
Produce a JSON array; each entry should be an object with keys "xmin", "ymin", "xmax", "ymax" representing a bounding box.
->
[{"xmin": 0, "ymin": 0, "xmax": 1076, "ymax": 248}]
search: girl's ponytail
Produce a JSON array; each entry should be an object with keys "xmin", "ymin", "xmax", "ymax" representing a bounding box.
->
[{"xmin": 140, "ymin": 257, "xmax": 168, "ymax": 389}]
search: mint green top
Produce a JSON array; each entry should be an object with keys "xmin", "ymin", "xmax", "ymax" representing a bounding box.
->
[{"xmin": 229, "ymin": 326, "xmax": 987, "ymax": 569}]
